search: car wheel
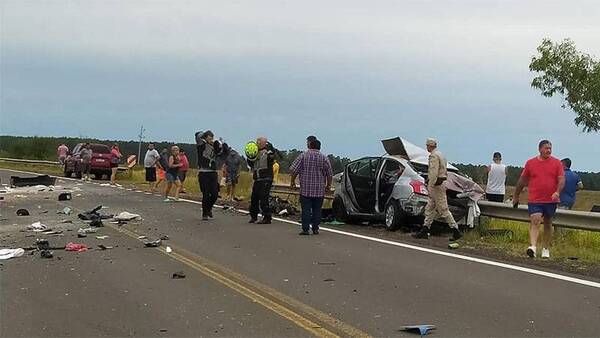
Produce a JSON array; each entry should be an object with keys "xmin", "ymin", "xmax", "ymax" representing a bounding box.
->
[
  {"xmin": 333, "ymin": 196, "xmax": 351, "ymax": 223},
  {"xmin": 385, "ymin": 200, "xmax": 405, "ymax": 231},
  {"xmin": 94, "ymin": 173, "xmax": 103, "ymax": 180}
]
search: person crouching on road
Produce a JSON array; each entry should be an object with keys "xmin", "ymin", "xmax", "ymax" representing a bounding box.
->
[
  {"xmin": 164, "ymin": 145, "xmax": 183, "ymax": 202},
  {"xmin": 290, "ymin": 139, "xmax": 333, "ymax": 235},
  {"xmin": 414, "ymin": 138, "xmax": 462, "ymax": 241},
  {"xmin": 196, "ymin": 131, "xmax": 222, "ymax": 221},
  {"xmin": 512, "ymin": 140, "xmax": 565, "ymax": 259},
  {"xmin": 248, "ymin": 137, "xmax": 276, "ymax": 224}
]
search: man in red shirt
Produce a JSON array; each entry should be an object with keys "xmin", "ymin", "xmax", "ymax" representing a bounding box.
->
[{"xmin": 513, "ymin": 140, "xmax": 565, "ymax": 259}]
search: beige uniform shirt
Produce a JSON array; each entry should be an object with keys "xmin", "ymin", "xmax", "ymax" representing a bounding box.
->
[{"xmin": 428, "ymin": 149, "xmax": 448, "ymax": 189}]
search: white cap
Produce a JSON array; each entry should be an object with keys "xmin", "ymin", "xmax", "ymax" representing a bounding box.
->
[{"xmin": 426, "ymin": 138, "xmax": 437, "ymax": 147}]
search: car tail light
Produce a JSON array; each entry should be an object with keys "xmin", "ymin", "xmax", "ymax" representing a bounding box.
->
[{"xmin": 410, "ymin": 180, "xmax": 428, "ymax": 195}]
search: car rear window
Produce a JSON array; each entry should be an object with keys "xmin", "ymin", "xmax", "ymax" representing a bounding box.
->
[{"xmin": 91, "ymin": 145, "xmax": 111, "ymax": 154}]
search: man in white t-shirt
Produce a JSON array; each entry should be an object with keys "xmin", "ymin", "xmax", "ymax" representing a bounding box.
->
[
  {"xmin": 485, "ymin": 152, "xmax": 507, "ymax": 202},
  {"xmin": 144, "ymin": 143, "xmax": 160, "ymax": 191}
]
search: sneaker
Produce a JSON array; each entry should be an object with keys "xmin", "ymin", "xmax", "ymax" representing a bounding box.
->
[
  {"xmin": 541, "ymin": 248, "xmax": 550, "ymax": 259},
  {"xmin": 299, "ymin": 231, "xmax": 310, "ymax": 236},
  {"xmin": 526, "ymin": 246, "xmax": 536, "ymax": 258},
  {"xmin": 451, "ymin": 228, "xmax": 462, "ymax": 241},
  {"xmin": 208, "ymin": 211, "xmax": 214, "ymax": 218},
  {"xmin": 413, "ymin": 227, "xmax": 430, "ymax": 239}
]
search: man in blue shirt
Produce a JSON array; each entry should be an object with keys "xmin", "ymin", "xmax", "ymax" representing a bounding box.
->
[{"xmin": 559, "ymin": 158, "xmax": 584, "ymax": 210}]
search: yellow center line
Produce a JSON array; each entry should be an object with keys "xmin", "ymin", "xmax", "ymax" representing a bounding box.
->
[{"xmin": 114, "ymin": 225, "xmax": 370, "ymax": 338}]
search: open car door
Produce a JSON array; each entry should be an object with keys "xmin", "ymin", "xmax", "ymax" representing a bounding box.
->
[{"xmin": 346, "ymin": 157, "xmax": 381, "ymax": 213}]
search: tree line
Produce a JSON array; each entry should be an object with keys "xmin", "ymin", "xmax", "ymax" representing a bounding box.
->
[{"xmin": 1, "ymin": 135, "xmax": 598, "ymax": 190}]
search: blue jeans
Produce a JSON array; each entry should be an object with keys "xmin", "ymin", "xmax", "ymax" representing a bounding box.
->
[{"xmin": 300, "ymin": 196, "xmax": 324, "ymax": 233}]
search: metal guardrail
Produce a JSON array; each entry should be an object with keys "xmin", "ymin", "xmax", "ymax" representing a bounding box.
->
[
  {"xmin": 273, "ymin": 184, "xmax": 600, "ymax": 232},
  {"xmin": 0, "ymin": 157, "xmax": 60, "ymax": 165},
  {"xmin": 0, "ymin": 157, "xmax": 130, "ymax": 171},
  {"xmin": 478, "ymin": 200, "xmax": 600, "ymax": 232}
]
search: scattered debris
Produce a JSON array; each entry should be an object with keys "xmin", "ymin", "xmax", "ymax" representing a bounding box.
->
[
  {"xmin": 137, "ymin": 236, "xmax": 148, "ymax": 240},
  {"xmin": 40, "ymin": 250, "xmax": 54, "ymax": 258},
  {"xmin": 60, "ymin": 220, "xmax": 73, "ymax": 224},
  {"xmin": 98, "ymin": 244, "xmax": 113, "ymax": 250},
  {"xmin": 16, "ymin": 209, "xmax": 30, "ymax": 216},
  {"xmin": 400, "ymin": 325, "xmax": 436, "ymax": 336},
  {"xmin": 0, "ymin": 248, "xmax": 25, "ymax": 260},
  {"xmin": 78, "ymin": 227, "xmax": 97, "ymax": 235},
  {"xmin": 10, "ymin": 175, "xmax": 56, "ymax": 188},
  {"xmin": 143, "ymin": 239, "xmax": 162, "ymax": 247},
  {"xmin": 27, "ymin": 222, "xmax": 48, "ymax": 232},
  {"xmin": 317, "ymin": 262, "xmax": 336, "ymax": 265},
  {"xmin": 58, "ymin": 192, "xmax": 72, "ymax": 201},
  {"xmin": 96, "ymin": 236, "xmax": 109, "ymax": 240},
  {"xmin": 114, "ymin": 212, "xmax": 141, "ymax": 221},
  {"xmin": 172, "ymin": 271, "xmax": 186, "ymax": 279},
  {"xmin": 159, "ymin": 235, "xmax": 170, "ymax": 241},
  {"xmin": 323, "ymin": 278, "xmax": 336, "ymax": 282},
  {"xmin": 323, "ymin": 220, "xmax": 345, "ymax": 225},
  {"xmin": 90, "ymin": 219, "xmax": 104, "ymax": 227},
  {"xmin": 36, "ymin": 239, "xmax": 50, "ymax": 250},
  {"xmin": 57, "ymin": 207, "xmax": 73, "ymax": 215},
  {"xmin": 165, "ymin": 246, "xmax": 172, "ymax": 253},
  {"xmin": 65, "ymin": 242, "xmax": 88, "ymax": 252},
  {"xmin": 269, "ymin": 196, "xmax": 297, "ymax": 216},
  {"xmin": 78, "ymin": 206, "xmax": 112, "ymax": 220},
  {"xmin": 448, "ymin": 243, "xmax": 459, "ymax": 249}
]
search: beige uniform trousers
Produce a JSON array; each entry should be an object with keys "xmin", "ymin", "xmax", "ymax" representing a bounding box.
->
[{"xmin": 424, "ymin": 185, "xmax": 458, "ymax": 229}]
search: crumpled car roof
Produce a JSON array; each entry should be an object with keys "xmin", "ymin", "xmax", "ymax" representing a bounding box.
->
[{"xmin": 382, "ymin": 137, "xmax": 458, "ymax": 171}]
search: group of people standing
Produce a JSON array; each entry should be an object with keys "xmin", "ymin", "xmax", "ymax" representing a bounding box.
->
[
  {"xmin": 57, "ymin": 142, "xmax": 122, "ymax": 185},
  {"xmin": 143, "ymin": 143, "xmax": 189, "ymax": 202}
]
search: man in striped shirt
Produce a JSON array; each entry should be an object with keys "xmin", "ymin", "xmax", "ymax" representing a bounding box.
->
[{"xmin": 290, "ymin": 139, "xmax": 333, "ymax": 235}]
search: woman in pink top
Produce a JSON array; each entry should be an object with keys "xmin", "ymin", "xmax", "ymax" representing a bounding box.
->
[
  {"xmin": 110, "ymin": 144, "xmax": 122, "ymax": 185},
  {"xmin": 178, "ymin": 150, "xmax": 190, "ymax": 193}
]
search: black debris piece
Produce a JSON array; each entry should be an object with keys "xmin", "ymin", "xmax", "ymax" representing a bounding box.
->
[
  {"xmin": 40, "ymin": 250, "xmax": 54, "ymax": 258},
  {"xmin": 159, "ymin": 235, "xmax": 170, "ymax": 241},
  {"xmin": 58, "ymin": 192, "xmax": 72, "ymax": 201},
  {"xmin": 400, "ymin": 325, "xmax": 436, "ymax": 336},
  {"xmin": 90, "ymin": 219, "xmax": 104, "ymax": 227},
  {"xmin": 36, "ymin": 239, "xmax": 50, "ymax": 250},
  {"xmin": 268, "ymin": 196, "xmax": 298, "ymax": 216},
  {"xmin": 143, "ymin": 239, "xmax": 162, "ymax": 247},
  {"xmin": 10, "ymin": 175, "xmax": 56, "ymax": 188},
  {"xmin": 98, "ymin": 244, "xmax": 113, "ymax": 250},
  {"xmin": 323, "ymin": 278, "xmax": 336, "ymax": 282},
  {"xmin": 78, "ymin": 205, "xmax": 113, "ymax": 221},
  {"xmin": 317, "ymin": 262, "xmax": 336, "ymax": 265},
  {"xmin": 16, "ymin": 209, "xmax": 30, "ymax": 216},
  {"xmin": 172, "ymin": 271, "xmax": 186, "ymax": 279}
]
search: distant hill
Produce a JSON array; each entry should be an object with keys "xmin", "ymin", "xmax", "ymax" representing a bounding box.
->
[{"xmin": 1, "ymin": 135, "xmax": 598, "ymax": 190}]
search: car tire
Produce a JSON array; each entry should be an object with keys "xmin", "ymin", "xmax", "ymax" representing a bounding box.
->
[
  {"xmin": 94, "ymin": 173, "xmax": 103, "ymax": 180},
  {"xmin": 333, "ymin": 196, "xmax": 351, "ymax": 223},
  {"xmin": 385, "ymin": 200, "xmax": 405, "ymax": 231}
]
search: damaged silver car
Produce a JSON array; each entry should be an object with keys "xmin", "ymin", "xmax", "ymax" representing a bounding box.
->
[{"xmin": 332, "ymin": 137, "xmax": 484, "ymax": 230}]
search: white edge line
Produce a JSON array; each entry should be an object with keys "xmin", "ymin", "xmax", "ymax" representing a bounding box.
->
[{"xmin": 3, "ymin": 168, "xmax": 599, "ymax": 289}]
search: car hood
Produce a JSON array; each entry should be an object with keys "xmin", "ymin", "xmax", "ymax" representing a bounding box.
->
[{"xmin": 381, "ymin": 137, "xmax": 458, "ymax": 171}]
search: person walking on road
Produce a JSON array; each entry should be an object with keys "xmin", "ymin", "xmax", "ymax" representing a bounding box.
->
[
  {"xmin": 224, "ymin": 149, "xmax": 242, "ymax": 201},
  {"xmin": 57, "ymin": 143, "xmax": 69, "ymax": 165},
  {"xmin": 144, "ymin": 143, "xmax": 160, "ymax": 192},
  {"xmin": 248, "ymin": 137, "xmax": 276, "ymax": 224},
  {"xmin": 164, "ymin": 145, "xmax": 183, "ymax": 202},
  {"xmin": 558, "ymin": 158, "xmax": 583, "ymax": 210},
  {"xmin": 414, "ymin": 138, "xmax": 462, "ymax": 241},
  {"xmin": 512, "ymin": 140, "xmax": 565, "ymax": 259},
  {"xmin": 110, "ymin": 144, "xmax": 122, "ymax": 185},
  {"xmin": 290, "ymin": 139, "xmax": 333, "ymax": 235},
  {"xmin": 80, "ymin": 143, "xmax": 93, "ymax": 181},
  {"xmin": 178, "ymin": 150, "xmax": 190, "ymax": 193},
  {"xmin": 197, "ymin": 131, "xmax": 222, "ymax": 220},
  {"xmin": 485, "ymin": 152, "xmax": 507, "ymax": 202}
]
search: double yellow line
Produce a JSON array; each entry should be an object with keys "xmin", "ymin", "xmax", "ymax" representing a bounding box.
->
[{"xmin": 115, "ymin": 226, "xmax": 370, "ymax": 338}]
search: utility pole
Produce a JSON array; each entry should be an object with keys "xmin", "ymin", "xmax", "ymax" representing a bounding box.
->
[{"xmin": 137, "ymin": 125, "xmax": 146, "ymax": 166}]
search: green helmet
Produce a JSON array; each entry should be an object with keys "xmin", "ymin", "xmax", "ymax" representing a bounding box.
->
[{"xmin": 245, "ymin": 141, "xmax": 259, "ymax": 160}]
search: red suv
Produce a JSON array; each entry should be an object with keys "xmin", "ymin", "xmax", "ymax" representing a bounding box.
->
[{"xmin": 64, "ymin": 143, "xmax": 112, "ymax": 179}]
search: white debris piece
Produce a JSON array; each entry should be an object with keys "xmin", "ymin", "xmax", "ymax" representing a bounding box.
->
[
  {"xmin": 27, "ymin": 221, "xmax": 48, "ymax": 232},
  {"xmin": 114, "ymin": 212, "xmax": 141, "ymax": 221},
  {"xmin": 0, "ymin": 248, "xmax": 25, "ymax": 260}
]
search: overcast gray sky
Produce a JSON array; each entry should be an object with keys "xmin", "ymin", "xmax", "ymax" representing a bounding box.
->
[{"xmin": 1, "ymin": 1, "xmax": 599, "ymax": 171}]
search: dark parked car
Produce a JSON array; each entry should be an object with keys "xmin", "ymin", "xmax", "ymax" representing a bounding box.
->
[{"xmin": 64, "ymin": 143, "xmax": 112, "ymax": 179}]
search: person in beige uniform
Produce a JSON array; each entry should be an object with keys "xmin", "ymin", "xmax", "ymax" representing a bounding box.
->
[{"xmin": 414, "ymin": 138, "xmax": 462, "ymax": 241}]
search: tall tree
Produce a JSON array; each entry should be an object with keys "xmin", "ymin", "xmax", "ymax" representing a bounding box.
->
[{"xmin": 529, "ymin": 38, "xmax": 600, "ymax": 132}]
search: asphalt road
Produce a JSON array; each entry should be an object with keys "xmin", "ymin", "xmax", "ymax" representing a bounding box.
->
[{"xmin": 1, "ymin": 169, "xmax": 600, "ymax": 337}]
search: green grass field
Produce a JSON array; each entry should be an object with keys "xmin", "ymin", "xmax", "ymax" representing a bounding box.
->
[{"xmin": 2, "ymin": 160, "xmax": 599, "ymax": 262}]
